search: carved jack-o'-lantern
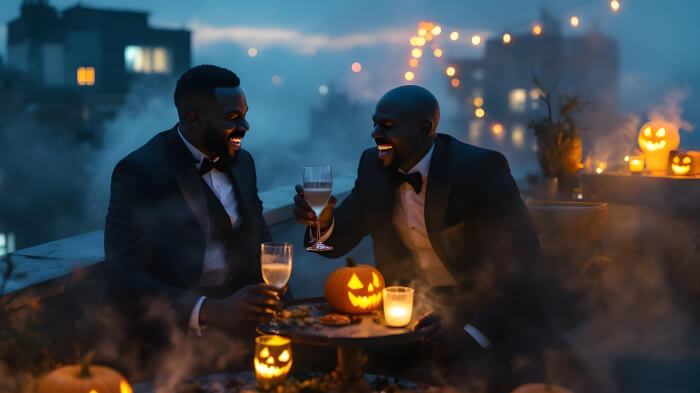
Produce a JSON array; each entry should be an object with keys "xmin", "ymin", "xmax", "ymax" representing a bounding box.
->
[
  {"xmin": 669, "ymin": 150, "xmax": 700, "ymax": 176},
  {"xmin": 254, "ymin": 335, "xmax": 293, "ymax": 390},
  {"xmin": 36, "ymin": 352, "xmax": 133, "ymax": 393},
  {"xmin": 638, "ymin": 121, "xmax": 681, "ymax": 172},
  {"xmin": 325, "ymin": 257, "xmax": 385, "ymax": 314}
]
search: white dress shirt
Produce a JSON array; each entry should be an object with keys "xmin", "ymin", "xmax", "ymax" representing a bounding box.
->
[{"xmin": 178, "ymin": 128, "xmax": 240, "ymax": 336}]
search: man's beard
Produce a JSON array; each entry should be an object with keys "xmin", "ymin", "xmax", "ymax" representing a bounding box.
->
[{"xmin": 202, "ymin": 124, "xmax": 237, "ymax": 163}]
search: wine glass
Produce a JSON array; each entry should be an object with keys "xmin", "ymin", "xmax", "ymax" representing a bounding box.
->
[
  {"xmin": 303, "ymin": 165, "xmax": 334, "ymax": 252},
  {"xmin": 260, "ymin": 242, "xmax": 293, "ymax": 331}
]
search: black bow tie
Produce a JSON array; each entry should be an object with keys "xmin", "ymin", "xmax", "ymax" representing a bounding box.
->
[
  {"xmin": 395, "ymin": 171, "xmax": 423, "ymax": 193},
  {"xmin": 199, "ymin": 157, "xmax": 230, "ymax": 175}
]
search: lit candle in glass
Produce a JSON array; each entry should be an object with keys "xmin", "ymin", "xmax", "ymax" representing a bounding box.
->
[
  {"xmin": 382, "ymin": 286, "xmax": 414, "ymax": 327},
  {"xmin": 254, "ymin": 335, "xmax": 293, "ymax": 390},
  {"xmin": 629, "ymin": 155, "xmax": 644, "ymax": 173}
]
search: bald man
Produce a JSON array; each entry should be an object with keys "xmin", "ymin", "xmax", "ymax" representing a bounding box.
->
[{"xmin": 294, "ymin": 86, "xmax": 564, "ymax": 387}]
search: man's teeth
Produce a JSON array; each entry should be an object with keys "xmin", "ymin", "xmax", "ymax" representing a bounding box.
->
[
  {"xmin": 230, "ymin": 137, "xmax": 242, "ymax": 143},
  {"xmin": 377, "ymin": 144, "xmax": 393, "ymax": 151}
]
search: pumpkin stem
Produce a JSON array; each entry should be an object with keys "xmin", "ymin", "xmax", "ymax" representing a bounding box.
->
[
  {"xmin": 78, "ymin": 351, "xmax": 96, "ymax": 378},
  {"xmin": 345, "ymin": 257, "xmax": 357, "ymax": 267}
]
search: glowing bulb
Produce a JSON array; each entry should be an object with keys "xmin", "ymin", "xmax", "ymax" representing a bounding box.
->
[
  {"xmin": 624, "ymin": 155, "xmax": 630, "ymax": 162},
  {"xmin": 451, "ymin": 78, "xmax": 460, "ymax": 87},
  {"xmin": 445, "ymin": 66, "xmax": 456, "ymax": 77},
  {"xmin": 492, "ymin": 123, "xmax": 503, "ymax": 134},
  {"xmin": 450, "ymin": 31, "xmax": 459, "ymax": 40},
  {"xmin": 610, "ymin": 0, "xmax": 621, "ymax": 12},
  {"xmin": 248, "ymin": 47, "xmax": 258, "ymax": 57},
  {"xmin": 416, "ymin": 37, "xmax": 426, "ymax": 46},
  {"xmin": 431, "ymin": 25, "xmax": 442, "ymax": 35},
  {"xmin": 410, "ymin": 36, "xmax": 419, "ymax": 46},
  {"xmin": 475, "ymin": 108, "xmax": 485, "ymax": 118},
  {"xmin": 410, "ymin": 36, "xmax": 425, "ymax": 46},
  {"xmin": 351, "ymin": 62, "xmax": 362, "ymax": 72},
  {"xmin": 433, "ymin": 48, "xmax": 443, "ymax": 57},
  {"xmin": 404, "ymin": 71, "xmax": 415, "ymax": 81},
  {"xmin": 411, "ymin": 48, "xmax": 423, "ymax": 58},
  {"xmin": 418, "ymin": 28, "xmax": 427, "ymax": 36},
  {"xmin": 596, "ymin": 167, "xmax": 603, "ymax": 174},
  {"xmin": 409, "ymin": 58, "xmax": 419, "ymax": 68},
  {"xmin": 502, "ymin": 33, "xmax": 512, "ymax": 44},
  {"xmin": 471, "ymin": 35, "xmax": 481, "ymax": 46},
  {"xmin": 473, "ymin": 97, "xmax": 484, "ymax": 107},
  {"xmin": 532, "ymin": 24, "xmax": 542, "ymax": 36},
  {"xmin": 570, "ymin": 16, "xmax": 580, "ymax": 27}
]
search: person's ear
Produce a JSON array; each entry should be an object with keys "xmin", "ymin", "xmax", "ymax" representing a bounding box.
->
[
  {"xmin": 186, "ymin": 107, "xmax": 201, "ymax": 128},
  {"xmin": 420, "ymin": 120, "xmax": 435, "ymax": 136}
]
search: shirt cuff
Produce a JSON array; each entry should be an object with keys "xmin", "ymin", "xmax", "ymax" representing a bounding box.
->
[
  {"xmin": 464, "ymin": 323, "xmax": 492, "ymax": 349},
  {"xmin": 188, "ymin": 296, "xmax": 208, "ymax": 336},
  {"xmin": 307, "ymin": 218, "xmax": 334, "ymax": 243}
]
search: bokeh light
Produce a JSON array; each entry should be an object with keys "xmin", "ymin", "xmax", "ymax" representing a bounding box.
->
[
  {"xmin": 404, "ymin": 71, "xmax": 415, "ymax": 81},
  {"xmin": 491, "ymin": 123, "xmax": 504, "ymax": 135},
  {"xmin": 502, "ymin": 33, "xmax": 512, "ymax": 44},
  {"xmin": 431, "ymin": 25, "xmax": 442, "ymax": 35},
  {"xmin": 475, "ymin": 108, "xmax": 485, "ymax": 118},
  {"xmin": 351, "ymin": 62, "xmax": 362, "ymax": 72},
  {"xmin": 610, "ymin": 0, "xmax": 621, "ymax": 12},
  {"xmin": 451, "ymin": 78, "xmax": 460, "ymax": 88},
  {"xmin": 409, "ymin": 58, "xmax": 419, "ymax": 68},
  {"xmin": 570, "ymin": 16, "xmax": 580, "ymax": 27},
  {"xmin": 471, "ymin": 35, "xmax": 481, "ymax": 46},
  {"xmin": 473, "ymin": 97, "xmax": 484, "ymax": 107},
  {"xmin": 318, "ymin": 85, "xmax": 328, "ymax": 95},
  {"xmin": 412, "ymin": 48, "xmax": 423, "ymax": 58},
  {"xmin": 450, "ymin": 31, "xmax": 459, "ymax": 41},
  {"xmin": 445, "ymin": 66, "xmax": 456, "ymax": 76},
  {"xmin": 433, "ymin": 48, "xmax": 443, "ymax": 57},
  {"xmin": 532, "ymin": 24, "xmax": 542, "ymax": 36},
  {"xmin": 247, "ymin": 47, "xmax": 258, "ymax": 57}
]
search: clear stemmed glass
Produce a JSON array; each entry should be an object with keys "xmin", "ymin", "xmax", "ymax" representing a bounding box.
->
[
  {"xmin": 303, "ymin": 165, "xmax": 334, "ymax": 252},
  {"xmin": 260, "ymin": 242, "xmax": 293, "ymax": 331}
]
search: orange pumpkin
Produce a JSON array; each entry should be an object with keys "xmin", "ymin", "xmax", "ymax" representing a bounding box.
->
[
  {"xmin": 36, "ymin": 352, "xmax": 132, "ymax": 393},
  {"xmin": 325, "ymin": 257, "xmax": 385, "ymax": 314},
  {"xmin": 669, "ymin": 149, "xmax": 700, "ymax": 176},
  {"xmin": 638, "ymin": 121, "xmax": 680, "ymax": 172}
]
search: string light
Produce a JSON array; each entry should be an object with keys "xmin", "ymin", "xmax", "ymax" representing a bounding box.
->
[
  {"xmin": 431, "ymin": 25, "xmax": 442, "ymax": 35},
  {"xmin": 411, "ymin": 48, "xmax": 423, "ymax": 58},
  {"xmin": 471, "ymin": 35, "xmax": 481, "ymax": 46},
  {"xmin": 409, "ymin": 58, "xmax": 419, "ymax": 68},
  {"xmin": 492, "ymin": 123, "xmax": 504, "ymax": 135},
  {"xmin": 570, "ymin": 16, "xmax": 580, "ymax": 27},
  {"xmin": 502, "ymin": 33, "xmax": 512, "ymax": 44},
  {"xmin": 450, "ymin": 31, "xmax": 459, "ymax": 41},
  {"xmin": 610, "ymin": 0, "xmax": 621, "ymax": 12},
  {"xmin": 418, "ymin": 28, "xmax": 427, "ymax": 36},
  {"xmin": 475, "ymin": 108, "xmax": 485, "ymax": 118},
  {"xmin": 532, "ymin": 24, "xmax": 542, "ymax": 36},
  {"xmin": 433, "ymin": 48, "xmax": 443, "ymax": 57},
  {"xmin": 247, "ymin": 48, "xmax": 258, "ymax": 57},
  {"xmin": 404, "ymin": 71, "xmax": 415, "ymax": 81},
  {"xmin": 451, "ymin": 78, "xmax": 460, "ymax": 87},
  {"xmin": 445, "ymin": 66, "xmax": 456, "ymax": 77},
  {"xmin": 473, "ymin": 97, "xmax": 484, "ymax": 107}
]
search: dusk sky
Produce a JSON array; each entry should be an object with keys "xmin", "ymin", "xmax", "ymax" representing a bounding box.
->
[{"xmin": 2, "ymin": 0, "xmax": 699, "ymax": 148}]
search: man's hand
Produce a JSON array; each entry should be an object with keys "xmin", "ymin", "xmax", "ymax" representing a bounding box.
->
[
  {"xmin": 413, "ymin": 312, "xmax": 445, "ymax": 342},
  {"xmin": 200, "ymin": 284, "xmax": 282, "ymax": 332},
  {"xmin": 293, "ymin": 184, "xmax": 336, "ymax": 231}
]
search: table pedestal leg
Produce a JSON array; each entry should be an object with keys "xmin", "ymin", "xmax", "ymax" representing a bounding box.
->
[{"xmin": 335, "ymin": 345, "xmax": 370, "ymax": 392}]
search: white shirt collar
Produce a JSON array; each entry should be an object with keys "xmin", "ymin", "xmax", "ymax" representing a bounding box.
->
[
  {"xmin": 177, "ymin": 126, "xmax": 217, "ymax": 169},
  {"xmin": 400, "ymin": 142, "xmax": 435, "ymax": 177}
]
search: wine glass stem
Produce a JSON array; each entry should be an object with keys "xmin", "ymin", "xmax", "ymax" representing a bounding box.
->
[{"xmin": 316, "ymin": 217, "xmax": 322, "ymax": 247}]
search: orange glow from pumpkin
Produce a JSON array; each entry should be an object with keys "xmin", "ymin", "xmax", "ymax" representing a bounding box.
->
[
  {"xmin": 255, "ymin": 335, "xmax": 293, "ymax": 389},
  {"xmin": 120, "ymin": 380, "xmax": 133, "ymax": 393},
  {"xmin": 671, "ymin": 155, "xmax": 692, "ymax": 175}
]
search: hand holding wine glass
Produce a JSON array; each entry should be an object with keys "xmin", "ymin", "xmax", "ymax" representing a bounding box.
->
[{"xmin": 260, "ymin": 242, "xmax": 293, "ymax": 331}]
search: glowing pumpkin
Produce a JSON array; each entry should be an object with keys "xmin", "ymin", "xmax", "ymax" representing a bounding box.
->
[
  {"xmin": 638, "ymin": 121, "xmax": 680, "ymax": 172},
  {"xmin": 669, "ymin": 150, "xmax": 700, "ymax": 176},
  {"xmin": 36, "ymin": 352, "xmax": 133, "ymax": 393},
  {"xmin": 254, "ymin": 335, "xmax": 293, "ymax": 390},
  {"xmin": 325, "ymin": 257, "xmax": 385, "ymax": 314}
]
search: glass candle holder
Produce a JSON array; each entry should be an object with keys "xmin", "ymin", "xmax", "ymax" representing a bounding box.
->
[
  {"xmin": 254, "ymin": 335, "xmax": 292, "ymax": 390},
  {"xmin": 382, "ymin": 286, "xmax": 414, "ymax": 327},
  {"xmin": 629, "ymin": 155, "xmax": 644, "ymax": 173}
]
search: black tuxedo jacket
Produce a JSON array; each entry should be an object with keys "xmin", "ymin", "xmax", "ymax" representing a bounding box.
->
[
  {"xmin": 316, "ymin": 134, "xmax": 553, "ymax": 348},
  {"xmin": 104, "ymin": 125, "xmax": 271, "ymax": 329}
]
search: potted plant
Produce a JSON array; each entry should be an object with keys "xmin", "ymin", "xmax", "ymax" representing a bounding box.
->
[{"xmin": 528, "ymin": 77, "xmax": 586, "ymax": 199}]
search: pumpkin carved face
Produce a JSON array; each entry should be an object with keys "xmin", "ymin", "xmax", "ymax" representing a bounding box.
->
[
  {"xmin": 36, "ymin": 353, "xmax": 132, "ymax": 393},
  {"xmin": 670, "ymin": 150, "xmax": 700, "ymax": 176},
  {"xmin": 325, "ymin": 257, "xmax": 385, "ymax": 314},
  {"xmin": 638, "ymin": 121, "xmax": 680, "ymax": 153},
  {"xmin": 254, "ymin": 335, "xmax": 292, "ymax": 390}
]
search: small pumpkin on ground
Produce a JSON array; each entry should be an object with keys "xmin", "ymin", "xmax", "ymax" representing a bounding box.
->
[{"xmin": 36, "ymin": 352, "xmax": 133, "ymax": 393}]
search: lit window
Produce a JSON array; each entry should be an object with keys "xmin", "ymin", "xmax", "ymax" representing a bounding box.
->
[
  {"xmin": 509, "ymin": 89, "xmax": 527, "ymax": 113},
  {"xmin": 125, "ymin": 46, "xmax": 172, "ymax": 74},
  {"xmin": 0, "ymin": 232, "xmax": 15, "ymax": 257},
  {"xmin": 76, "ymin": 66, "xmax": 95, "ymax": 86}
]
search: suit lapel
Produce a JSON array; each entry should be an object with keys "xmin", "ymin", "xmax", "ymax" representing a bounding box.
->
[
  {"xmin": 227, "ymin": 156, "xmax": 252, "ymax": 223},
  {"xmin": 425, "ymin": 136, "xmax": 452, "ymax": 262},
  {"xmin": 164, "ymin": 126, "xmax": 211, "ymax": 236}
]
